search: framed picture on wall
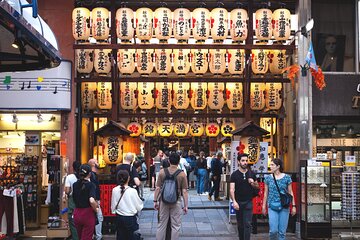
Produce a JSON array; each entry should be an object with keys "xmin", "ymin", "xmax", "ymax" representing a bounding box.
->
[
  {"xmin": 25, "ymin": 133, "xmax": 40, "ymax": 145},
  {"xmin": 315, "ymin": 33, "xmax": 346, "ymax": 72}
]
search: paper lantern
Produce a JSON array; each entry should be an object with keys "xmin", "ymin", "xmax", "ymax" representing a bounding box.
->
[
  {"xmin": 210, "ymin": 8, "xmax": 228, "ymax": 42},
  {"xmin": 191, "ymin": 82, "xmax": 207, "ymax": 110},
  {"xmin": 191, "ymin": 49, "xmax": 208, "ymax": 75},
  {"xmin": 142, "ymin": 122, "xmax": 157, "ymax": 137},
  {"xmin": 269, "ymin": 49, "xmax": 286, "ymax": 75},
  {"xmin": 272, "ymin": 8, "xmax": 291, "ymax": 41},
  {"xmin": 136, "ymin": 49, "xmax": 154, "ymax": 76},
  {"xmin": 240, "ymin": 136, "xmax": 260, "ymax": 164},
  {"xmin": 155, "ymin": 82, "xmax": 172, "ymax": 110},
  {"xmin": 138, "ymin": 82, "xmax": 154, "ymax": 110},
  {"xmin": 173, "ymin": 8, "xmax": 191, "ymax": 42},
  {"xmin": 135, "ymin": 8, "xmax": 153, "ymax": 42},
  {"xmin": 127, "ymin": 122, "xmax": 142, "ymax": 137},
  {"xmin": 72, "ymin": 7, "xmax": 91, "ymax": 41},
  {"xmin": 158, "ymin": 123, "xmax": 173, "ymax": 137},
  {"xmin": 260, "ymin": 117, "xmax": 277, "ymax": 135},
  {"xmin": 81, "ymin": 82, "xmax": 97, "ymax": 112},
  {"xmin": 265, "ymin": 83, "xmax": 282, "ymax": 110},
  {"xmin": 221, "ymin": 122, "xmax": 235, "ymax": 137},
  {"xmin": 120, "ymin": 82, "xmax": 137, "ymax": 110},
  {"xmin": 209, "ymin": 49, "xmax": 226, "ymax": 74},
  {"xmin": 103, "ymin": 136, "xmax": 123, "ymax": 165},
  {"xmin": 250, "ymin": 83, "xmax": 266, "ymax": 111},
  {"xmin": 192, "ymin": 8, "xmax": 210, "ymax": 41},
  {"xmin": 227, "ymin": 49, "xmax": 245, "ymax": 75},
  {"xmin": 208, "ymin": 82, "xmax": 225, "ymax": 110},
  {"xmin": 230, "ymin": 9, "xmax": 248, "ymax": 42},
  {"xmin": 155, "ymin": 49, "xmax": 172, "ymax": 75},
  {"xmin": 190, "ymin": 122, "xmax": 204, "ymax": 137},
  {"xmin": 97, "ymin": 82, "xmax": 112, "ymax": 110},
  {"xmin": 173, "ymin": 82, "xmax": 190, "ymax": 109},
  {"xmin": 251, "ymin": 49, "xmax": 269, "ymax": 74},
  {"xmin": 93, "ymin": 145, "xmax": 106, "ymax": 168},
  {"xmin": 116, "ymin": 8, "xmax": 135, "ymax": 42},
  {"xmin": 206, "ymin": 122, "xmax": 220, "ymax": 137},
  {"xmin": 75, "ymin": 49, "xmax": 93, "ymax": 74},
  {"xmin": 226, "ymin": 82, "xmax": 243, "ymax": 110},
  {"xmin": 173, "ymin": 49, "xmax": 191, "ymax": 76},
  {"xmin": 154, "ymin": 7, "xmax": 173, "ymax": 42},
  {"xmin": 255, "ymin": 8, "xmax": 273, "ymax": 41},
  {"xmin": 117, "ymin": 49, "xmax": 136, "ymax": 75},
  {"xmin": 91, "ymin": 7, "xmax": 110, "ymax": 41},
  {"xmin": 174, "ymin": 122, "xmax": 189, "ymax": 137},
  {"xmin": 94, "ymin": 49, "xmax": 112, "ymax": 75}
]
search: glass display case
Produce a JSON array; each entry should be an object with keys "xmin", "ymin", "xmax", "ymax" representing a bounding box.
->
[{"xmin": 300, "ymin": 160, "xmax": 332, "ymax": 239}]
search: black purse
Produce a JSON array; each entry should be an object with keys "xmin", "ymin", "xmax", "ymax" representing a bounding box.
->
[{"xmin": 273, "ymin": 173, "xmax": 292, "ymax": 209}]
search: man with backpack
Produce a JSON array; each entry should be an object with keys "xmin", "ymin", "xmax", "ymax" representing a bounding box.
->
[{"xmin": 154, "ymin": 152, "xmax": 188, "ymax": 240}]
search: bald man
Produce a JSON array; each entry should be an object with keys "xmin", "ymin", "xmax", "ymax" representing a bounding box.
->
[
  {"xmin": 88, "ymin": 159, "xmax": 103, "ymax": 240},
  {"xmin": 115, "ymin": 153, "xmax": 141, "ymax": 188}
]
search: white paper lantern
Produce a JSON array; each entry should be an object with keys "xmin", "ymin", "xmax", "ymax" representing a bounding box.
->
[
  {"xmin": 255, "ymin": 8, "xmax": 273, "ymax": 41},
  {"xmin": 75, "ymin": 49, "xmax": 93, "ymax": 74},
  {"xmin": 191, "ymin": 82, "xmax": 207, "ymax": 110},
  {"xmin": 208, "ymin": 82, "xmax": 225, "ymax": 110},
  {"xmin": 155, "ymin": 82, "xmax": 172, "ymax": 111},
  {"xmin": 117, "ymin": 49, "xmax": 136, "ymax": 75},
  {"xmin": 154, "ymin": 7, "xmax": 173, "ymax": 42},
  {"xmin": 173, "ymin": 49, "xmax": 191, "ymax": 76},
  {"xmin": 91, "ymin": 7, "xmax": 110, "ymax": 41},
  {"xmin": 173, "ymin": 8, "xmax": 191, "ymax": 41},
  {"xmin": 173, "ymin": 82, "xmax": 190, "ymax": 109},
  {"xmin": 230, "ymin": 9, "xmax": 248, "ymax": 42},
  {"xmin": 72, "ymin": 7, "xmax": 91, "ymax": 41},
  {"xmin": 120, "ymin": 82, "xmax": 137, "ymax": 110},
  {"xmin": 191, "ymin": 49, "xmax": 208, "ymax": 75},
  {"xmin": 226, "ymin": 82, "xmax": 243, "ymax": 111},
  {"xmin": 227, "ymin": 49, "xmax": 245, "ymax": 75},
  {"xmin": 97, "ymin": 82, "xmax": 112, "ymax": 110},
  {"xmin": 155, "ymin": 49, "xmax": 172, "ymax": 75},
  {"xmin": 136, "ymin": 49, "xmax": 154, "ymax": 76},
  {"xmin": 269, "ymin": 50, "xmax": 286, "ymax": 75},
  {"xmin": 135, "ymin": 8, "xmax": 153, "ymax": 42},
  {"xmin": 81, "ymin": 82, "xmax": 97, "ymax": 111},
  {"xmin": 250, "ymin": 83, "xmax": 266, "ymax": 111},
  {"xmin": 94, "ymin": 49, "xmax": 112, "ymax": 75},
  {"xmin": 210, "ymin": 8, "xmax": 228, "ymax": 42},
  {"xmin": 192, "ymin": 8, "xmax": 210, "ymax": 41},
  {"xmin": 116, "ymin": 8, "xmax": 135, "ymax": 42},
  {"xmin": 265, "ymin": 83, "xmax": 282, "ymax": 110},
  {"xmin": 272, "ymin": 8, "xmax": 291, "ymax": 41},
  {"xmin": 138, "ymin": 82, "xmax": 154, "ymax": 110},
  {"xmin": 251, "ymin": 49, "xmax": 269, "ymax": 74},
  {"xmin": 209, "ymin": 49, "xmax": 226, "ymax": 74}
]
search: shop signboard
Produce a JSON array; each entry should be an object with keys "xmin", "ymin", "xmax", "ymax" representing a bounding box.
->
[
  {"xmin": 0, "ymin": 61, "xmax": 71, "ymax": 110},
  {"xmin": 345, "ymin": 155, "xmax": 356, "ymax": 166},
  {"xmin": 230, "ymin": 140, "xmax": 239, "ymax": 174}
]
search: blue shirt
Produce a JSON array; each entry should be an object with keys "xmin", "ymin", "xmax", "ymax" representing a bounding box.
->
[{"xmin": 264, "ymin": 174, "xmax": 292, "ymax": 205}]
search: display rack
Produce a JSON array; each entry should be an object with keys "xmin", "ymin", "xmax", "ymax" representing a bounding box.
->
[{"xmin": 300, "ymin": 159, "xmax": 332, "ymax": 239}]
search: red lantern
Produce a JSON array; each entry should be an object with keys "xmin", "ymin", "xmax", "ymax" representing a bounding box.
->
[
  {"xmin": 116, "ymin": 8, "xmax": 135, "ymax": 43},
  {"xmin": 210, "ymin": 8, "xmax": 228, "ymax": 42},
  {"xmin": 91, "ymin": 7, "xmax": 110, "ymax": 41},
  {"xmin": 72, "ymin": 7, "xmax": 91, "ymax": 41},
  {"xmin": 230, "ymin": 9, "xmax": 248, "ymax": 42},
  {"xmin": 154, "ymin": 7, "xmax": 173, "ymax": 42},
  {"xmin": 173, "ymin": 8, "xmax": 191, "ymax": 42}
]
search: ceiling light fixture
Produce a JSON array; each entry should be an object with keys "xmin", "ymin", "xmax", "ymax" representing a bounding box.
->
[
  {"xmin": 37, "ymin": 112, "xmax": 43, "ymax": 123},
  {"xmin": 12, "ymin": 113, "xmax": 18, "ymax": 123}
]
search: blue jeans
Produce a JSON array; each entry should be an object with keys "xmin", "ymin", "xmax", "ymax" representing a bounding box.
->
[
  {"xmin": 116, "ymin": 215, "xmax": 139, "ymax": 240},
  {"xmin": 196, "ymin": 169, "xmax": 207, "ymax": 194},
  {"xmin": 268, "ymin": 207, "xmax": 290, "ymax": 240}
]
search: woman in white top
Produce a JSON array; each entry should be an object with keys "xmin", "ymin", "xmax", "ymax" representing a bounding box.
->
[{"xmin": 111, "ymin": 170, "xmax": 143, "ymax": 240}]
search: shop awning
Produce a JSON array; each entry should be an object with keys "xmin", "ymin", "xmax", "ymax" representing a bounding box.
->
[
  {"xmin": 0, "ymin": 0, "xmax": 62, "ymax": 72},
  {"xmin": 232, "ymin": 121, "xmax": 270, "ymax": 136},
  {"xmin": 94, "ymin": 121, "xmax": 131, "ymax": 137}
]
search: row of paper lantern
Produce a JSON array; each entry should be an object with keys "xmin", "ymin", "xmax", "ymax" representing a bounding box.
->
[
  {"xmin": 76, "ymin": 48, "xmax": 287, "ymax": 76},
  {"xmin": 81, "ymin": 82, "xmax": 282, "ymax": 112},
  {"xmin": 73, "ymin": 7, "xmax": 290, "ymax": 42},
  {"xmin": 126, "ymin": 121, "xmax": 235, "ymax": 138}
]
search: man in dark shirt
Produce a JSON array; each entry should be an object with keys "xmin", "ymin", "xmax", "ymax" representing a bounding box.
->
[
  {"xmin": 209, "ymin": 151, "xmax": 225, "ymax": 201},
  {"xmin": 88, "ymin": 159, "xmax": 102, "ymax": 240},
  {"xmin": 230, "ymin": 153, "xmax": 259, "ymax": 240},
  {"xmin": 115, "ymin": 153, "xmax": 141, "ymax": 188}
]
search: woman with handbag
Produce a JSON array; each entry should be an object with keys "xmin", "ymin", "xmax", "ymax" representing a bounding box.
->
[
  {"xmin": 262, "ymin": 158, "xmax": 296, "ymax": 240},
  {"xmin": 111, "ymin": 170, "xmax": 144, "ymax": 240}
]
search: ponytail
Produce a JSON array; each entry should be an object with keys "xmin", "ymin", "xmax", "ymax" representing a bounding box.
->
[{"xmin": 117, "ymin": 170, "xmax": 129, "ymax": 193}]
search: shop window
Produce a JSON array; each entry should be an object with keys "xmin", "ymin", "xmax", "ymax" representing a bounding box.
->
[{"xmin": 312, "ymin": 0, "xmax": 355, "ymax": 72}]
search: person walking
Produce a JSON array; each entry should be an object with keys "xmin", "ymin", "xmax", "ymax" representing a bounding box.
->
[
  {"xmin": 111, "ymin": 170, "xmax": 143, "ymax": 240},
  {"xmin": 73, "ymin": 164, "xmax": 99, "ymax": 240},
  {"xmin": 262, "ymin": 158, "xmax": 296, "ymax": 240},
  {"xmin": 154, "ymin": 152, "xmax": 188, "ymax": 240},
  {"xmin": 196, "ymin": 151, "xmax": 208, "ymax": 195},
  {"xmin": 208, "ymin": 151, "xmax": 224, "ymax": 201},
  {"xmin": 63, "ymin": 161, "xmax": 81, "ymax": 240},
  {"xmin": 230, "ymin": 153, "xmax": 259, "ymax": 240},
  {"xmin": 139, "ymin": 159, "xmax": 148, "ymax": 201},
  {"xmin": 88, "ymin": 159, "xmax": 103, "ymax": 240}
]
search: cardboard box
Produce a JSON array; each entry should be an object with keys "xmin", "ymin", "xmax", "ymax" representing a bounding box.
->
[{"xmin": 46, "ymin": 228, "xmax": 70, "ymax": 238}]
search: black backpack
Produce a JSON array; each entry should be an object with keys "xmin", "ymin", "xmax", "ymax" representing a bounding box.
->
[{"xmin": 161, "ymin": 169, "xmax": 182, "ymax": 204}]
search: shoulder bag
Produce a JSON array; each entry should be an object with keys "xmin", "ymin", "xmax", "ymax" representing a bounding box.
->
[
  {"xmin": 115, "ymin": 187, "xmax": 128, "ymax": 210},
  {"xmin": 273, "ymin": 173, "xmax": 292, "ymax": 209}
]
